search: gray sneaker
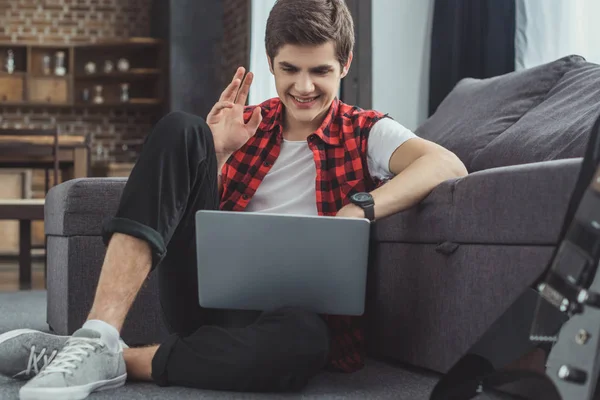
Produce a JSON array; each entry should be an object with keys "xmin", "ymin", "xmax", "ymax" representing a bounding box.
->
[
  {"xmin": 0, "ymin": 329, "xmax": 69, "ymax": 380},
  {"xmin": 19, "ymin": 328, "xmax": 127, "ymax": 400}
]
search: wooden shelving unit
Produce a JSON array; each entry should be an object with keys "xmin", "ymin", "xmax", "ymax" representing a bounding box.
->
[{"xmin": 0, "ymin": 38, "xmax": 166, "ymax": 108}]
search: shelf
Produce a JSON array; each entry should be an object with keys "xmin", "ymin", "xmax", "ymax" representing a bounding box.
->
[
  {"xmin": 0, "ymin": 39, "xmax": 165, "ymax": 111},
  {"xmin": 0, "ymin": 100, "xmax": 162, "ymax": 108},
  {"xmin": 0, "ymin": 101, "xmax": 27, "ymax": 106},
  {"xmin": 129, "ymin": 98, "xmax": 161, "ymax": 105},
  {"xmin": 29, "ymin": 74, "xmax": 71, "ymax": 79},
  {"xmin": 0, "ymin": 38, "xmax": 162, "ymax": 47},
  {"xmin": 75, "ymin": 69, "xmax": 160, "ymax": 79},
  {"xmin": 75, "ymin": 98, "xmax": 162, "ymax": 107},
  {"xmin": 0, "ymin": 101, "xmax": 69, "ymax": 107},
  {"xmin": 74, "ymin": 38, "xmax": 163, "ymax": 48}
]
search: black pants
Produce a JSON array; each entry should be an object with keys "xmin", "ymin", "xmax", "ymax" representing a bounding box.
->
[{"xmin": 101, "ymin": 111, "xmax": 330, "ymax": 392}]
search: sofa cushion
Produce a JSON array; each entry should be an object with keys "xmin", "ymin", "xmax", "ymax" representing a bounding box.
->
[
  {"xmin": 471, "ymin": 61, "xmax": 600, "ymax": 170},
  {"xmin": 415, "ymin": 55, "xmax": 587, "ymax": 172}
]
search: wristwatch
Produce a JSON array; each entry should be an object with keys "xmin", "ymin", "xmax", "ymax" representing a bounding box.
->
[{"xmin": 349, "ymin": 192, "xmax": 375, "ymax": 221}]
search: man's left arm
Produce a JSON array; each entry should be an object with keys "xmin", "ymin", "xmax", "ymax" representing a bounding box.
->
[{"xmin": 337, "ymin": 138, "xmax": 468, "ymax": 220}]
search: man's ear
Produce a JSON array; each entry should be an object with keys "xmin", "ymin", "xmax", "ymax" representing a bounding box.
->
[
  {"xmin": 267, "ymin": 52, "xmax": 274, "ymax": 74},
  {"xmin": 341, "ymin": 51, "xmax": 353, "ymax": 78}
]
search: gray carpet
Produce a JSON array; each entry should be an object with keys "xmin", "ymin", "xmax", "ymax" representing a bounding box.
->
[{"xmin": 0, "ymin": 291, "xmax": 517, "ymax": 399}]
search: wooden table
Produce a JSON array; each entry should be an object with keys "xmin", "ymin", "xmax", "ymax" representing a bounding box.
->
[
  {"xmin": 0, "ymin": 134, "xmax": 90, "ymax": 180},
  {"xmin": 0, "ymin": 199, "xmax": 45, "ymax": 290}
]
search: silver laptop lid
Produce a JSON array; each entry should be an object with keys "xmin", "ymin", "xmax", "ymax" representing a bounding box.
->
[{"xmin": 195, "ymin": 210, "xmax": 371, "ymax": 316}]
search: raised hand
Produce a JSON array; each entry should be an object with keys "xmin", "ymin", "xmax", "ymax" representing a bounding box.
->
[{"xmin": 207, "ymin": 67, "xmax": 263, "ymax": 161}]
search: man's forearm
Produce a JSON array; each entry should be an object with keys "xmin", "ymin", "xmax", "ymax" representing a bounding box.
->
[{"xmin": 369, "ymin": 151, "xmax": 467, "ymax": 219}]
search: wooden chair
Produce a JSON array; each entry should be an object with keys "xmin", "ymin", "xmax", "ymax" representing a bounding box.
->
[
  {"xmin": 0, "ymin": 199, "xmax": 45, "ymax": 289},
  {"xmin": 0, "ymin": 127, "xmax": 60, "ymax": 192},
  {"xmin": 0, "ymin": 127, "xmax": 60, "ymax": 289}
]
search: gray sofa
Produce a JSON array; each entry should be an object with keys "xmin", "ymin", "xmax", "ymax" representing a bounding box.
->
[{"xmin": 40, "ymin": 55, "xmax": 600, "ymax": 398}]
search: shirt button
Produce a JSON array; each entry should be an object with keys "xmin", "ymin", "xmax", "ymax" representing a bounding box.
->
[
  {"xmin": 263, "ymin": 161, "xmax": 271, "ymax": 167},
  {"xmin": 242, "ymin": 194, "xmax": 249, "ymax": 200}
]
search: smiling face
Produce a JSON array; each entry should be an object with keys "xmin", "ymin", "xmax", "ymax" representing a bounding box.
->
[{"xmin": 268, "ymin": 41, "xmax": 352, "ymax": 135}]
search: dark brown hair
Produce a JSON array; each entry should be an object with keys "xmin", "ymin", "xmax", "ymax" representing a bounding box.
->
[{"xmin": 265, "ymin": 0, "xmax": 355, "ymax": 69}]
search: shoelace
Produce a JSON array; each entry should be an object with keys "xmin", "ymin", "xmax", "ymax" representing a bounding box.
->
[
  {"xmin": 13, "ymin": 346, "xmax": 58, "ymax": 379},
  {"xmin": 38, "ymin": 338, "xmax": 105, "ymax": 376}
]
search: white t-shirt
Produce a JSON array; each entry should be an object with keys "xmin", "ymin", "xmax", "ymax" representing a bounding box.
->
[{"xmin": 245, "ymin": 117, "xmax": 417, "ymax": 215}]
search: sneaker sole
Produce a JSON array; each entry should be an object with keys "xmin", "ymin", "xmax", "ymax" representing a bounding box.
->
[{"xmin": 19, "ymin": 373, "xmax": 127, "ymax": 400}]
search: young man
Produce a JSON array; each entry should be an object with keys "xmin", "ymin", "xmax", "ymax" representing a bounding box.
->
[{"xmin": 0, "ymin": 0, "xmax": 467, "ymax": 398}]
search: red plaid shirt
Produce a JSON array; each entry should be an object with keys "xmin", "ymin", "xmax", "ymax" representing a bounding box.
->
[{"xmin": 220, "ymin": 97, "xmax": 387, "ymax": 372}]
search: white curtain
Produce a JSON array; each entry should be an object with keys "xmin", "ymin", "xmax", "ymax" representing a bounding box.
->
[
  {"xmin": 516, "ymin": 0, "xmax": 600, "ymax": 70},
  {"xmin": 249, "ymin": 0, "xmax": 278, "ymax": 105}
]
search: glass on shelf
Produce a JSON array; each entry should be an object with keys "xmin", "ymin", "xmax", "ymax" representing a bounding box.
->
[
  {"xmin": 5, "ymin": 49, "xmax": 15, "ymax": 74},
  {"xmin": 120, "ymin": 83, "xmax": 129, "ymax": 102},
  {"xmin": 42, "ymin": 54, "xmax": 51, "ymax": 75},
  {"xmin": 117, "ymin": 58, "xmax": 130, "ymax": 72},
  {"xmin": 54, "ymin": 51, "xmax": 66, "ymax": 76},
  {"xmin": 93, "ymin": 85, "xmax": 104, "ymax": 104},
  {"xmin": 103, "ymin": 60, "xmax": 114, "ymax": 73},
  {"xmin": 84, "ymin": 62, "xmax": 96, "ymax": 75}
]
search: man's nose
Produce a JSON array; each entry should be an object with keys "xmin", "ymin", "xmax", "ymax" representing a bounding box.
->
[{"xmin": 294, "ymin": 74, "xmax": 315, "ymax": 94}]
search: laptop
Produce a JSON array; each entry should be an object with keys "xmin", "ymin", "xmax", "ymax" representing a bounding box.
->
[{"xmin": 195, "ymin": 210, "xmax": 371, "ymax": 316}]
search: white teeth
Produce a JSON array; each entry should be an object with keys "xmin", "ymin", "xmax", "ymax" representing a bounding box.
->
[{"xmin": 293, "ymin": 96, "xmax": 317, "ymax": 103}]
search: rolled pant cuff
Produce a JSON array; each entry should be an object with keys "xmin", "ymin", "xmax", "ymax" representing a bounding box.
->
[
  {"xmin": 101, "ymin": 217, "xmax": 167, "ymax": 270},
  {"xmin": 151, "ymin": 333, "xmax": 180, "ymax": 387}
]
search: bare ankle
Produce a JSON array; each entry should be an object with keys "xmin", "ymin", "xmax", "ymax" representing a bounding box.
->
[{"xmin": 124, "ymin": 346, "xmax": 159, "ymax": 381}]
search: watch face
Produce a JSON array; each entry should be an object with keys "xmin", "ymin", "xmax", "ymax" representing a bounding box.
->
[{"xmin": 352, "ymin": 193, "xmax": 371, "ymax": 203}]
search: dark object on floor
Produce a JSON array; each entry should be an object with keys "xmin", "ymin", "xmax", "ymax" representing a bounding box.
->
[{"xmin": 431, "ymin": 97, "xmax": 600, "ymax": 400}]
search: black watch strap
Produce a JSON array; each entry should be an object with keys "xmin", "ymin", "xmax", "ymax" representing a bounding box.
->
[{"xmin": 363, "ymin": 204, "xmax": 375, "ymax": 221}]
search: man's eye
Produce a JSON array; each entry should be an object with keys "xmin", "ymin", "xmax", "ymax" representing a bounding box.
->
[
  {"xmin": 282, "ymin": 67, "xmax": 295, "ymax": 72},
  {"xmin": 315, "ymin": 70, "xmax": 329, "ymax": 75}
]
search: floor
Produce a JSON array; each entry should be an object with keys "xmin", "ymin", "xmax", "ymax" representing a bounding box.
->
[
  {"xmin": 0, "ymin": 260, "xmax": 45, "ymax": 292},
  {"xmin": 0, "ymin": 291, "xmax": 519, "ymax": 400}
]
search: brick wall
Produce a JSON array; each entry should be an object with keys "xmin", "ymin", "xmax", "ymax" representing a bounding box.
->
[
  {"xmin": 221, "ymin": 0, "xmax": 250, "ymax": 92},
  {"xmin": 0, "ymin": 0, "xmax": 252, "ymax": 250},
  {"xmin": 0, "ymin": 0, "xmax": 151, "ymax": 43},
  {"xmin": 0, "ymin": 0, "xmax": 252, "ymax": 166},
  {"xmin": 0, "ymin": 0, "xmax": 154, "ymax": 166}
]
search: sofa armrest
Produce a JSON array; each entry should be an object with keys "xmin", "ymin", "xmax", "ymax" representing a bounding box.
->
[
  {"xmin": 373, "ymin": 158, "xmax": 583, "ymax": 245},
  {"xmin": 45, "ymin": 177, "xmax": 127, "ymax": 237},
  {"xmin": 44, "ymin": 177, "xmax": 169, "ymax": 346}
]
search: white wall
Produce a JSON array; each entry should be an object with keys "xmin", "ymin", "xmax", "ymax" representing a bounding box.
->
[
  {"xmin": 372, "ymin": 0, "xmax": 435, "ymax": 131},
  {"xmin": 248, "ymin": 0, "xmax": 278, "ymax": 105},
  {"xmin": 249, "ymin": 0, "xmax": 435, "ymax": 131},
  {"xmin": 515, "ymin": 0, "xmax": 600, "ymax": 70}
]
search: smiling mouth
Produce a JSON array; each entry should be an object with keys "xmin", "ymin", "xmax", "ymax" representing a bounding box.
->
[{"xmin": 291, "ymin": 95, "xmax": 320, "ymax": 103}]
